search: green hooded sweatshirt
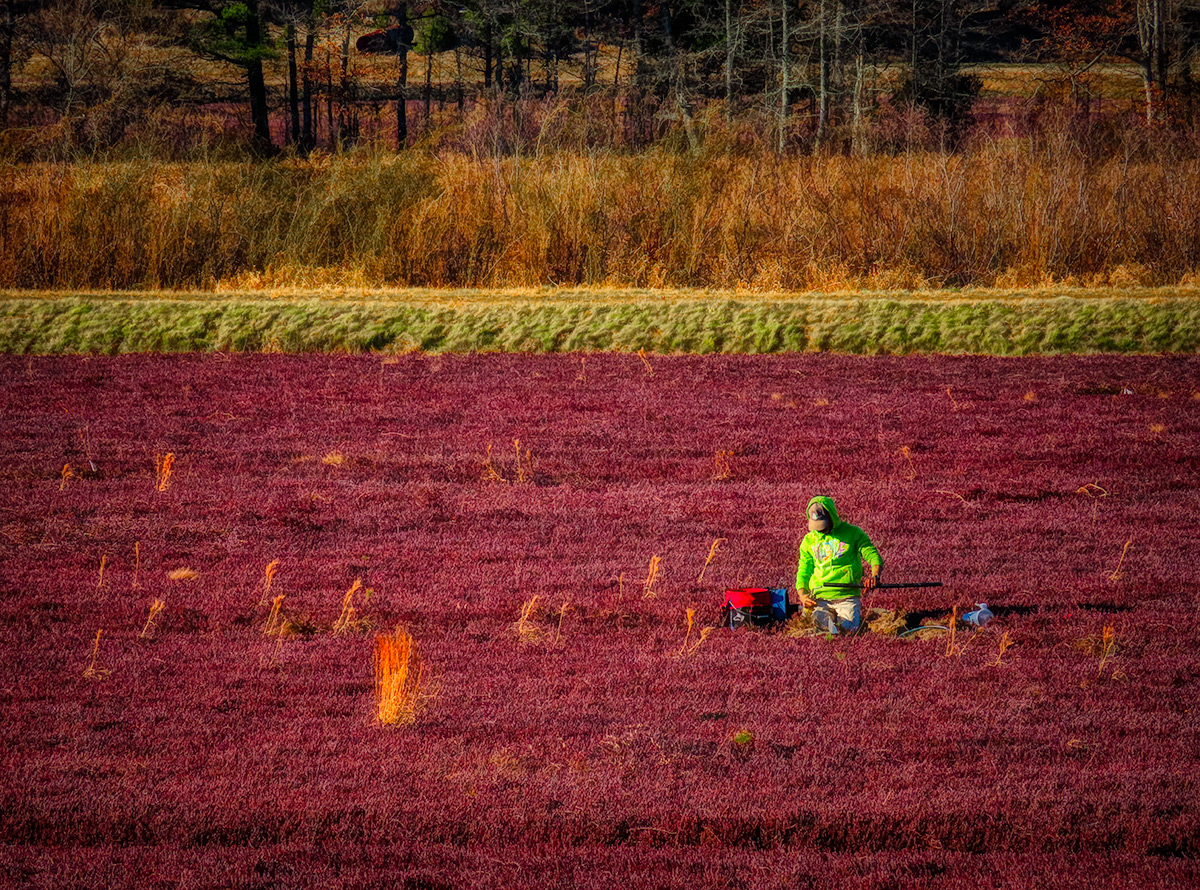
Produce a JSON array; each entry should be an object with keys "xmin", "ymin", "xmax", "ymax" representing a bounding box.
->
[{"xmin": 795, "ymin": 496, "xmax": 883, "ymax": 600}]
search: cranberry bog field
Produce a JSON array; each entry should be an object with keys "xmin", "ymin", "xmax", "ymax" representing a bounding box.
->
[{"xmin": 2, "ymin": 352, "xmax": 1198, "ymax": 889}]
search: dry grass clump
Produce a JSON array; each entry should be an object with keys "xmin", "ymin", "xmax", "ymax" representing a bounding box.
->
[
  {"xmin": 139, "ymin": 599, "xmax": 166, "ymax": 639},
  {"xmin": 642, "ymin": 555, "xmax": 662, "ymax": 599},
  {"xmin": 1108, "ymin": 539, "xmax": 1132, "ymax": 580},
  {"xmin": 332, "ymin": 579, "xmax": 370, "ymax": 634},
  {"xmin": 865, "ymin": 607, "xmax": 908, "ymax": 636},
  {"xmin": 82, "ymin": 629, "xmax": 110, "ymax": 680},
  {"xmin": 263, "ymin": 594, "xmax": 287, "ymax": 636},
  {"xmin": 259, "ymin": 559, "xmax": 280, "ymax": 606},
  {"xmin": 155, "ymin": 453, "xmax": 174, "ymax": 492},
  {"xmin": 782, "ymin": 610, "xmax": 820, "ymax": 638},
  {"xmin": 712, "ymin": 450, "xmax": 734, "ymax": 481},
  {"xmin": 375, "ymin": 627, "xmax": 430, "ymax": 726},
  {"xmin": 678, "ymin": 608, "xmax": 714, "ymax": 655},
  {"xmin": 697, "ymin": 538, "xmax": 724, "ymax": 582},
  {"xmin": 481, "ymin": 440, "xmax": 534, "ymax": 483},
  {"xmin": 482, "ymin": 443, "xmax": 506, "ymax": 482},
  {"xmin": 511, "ymin": 596, "xmax": 545, "ymax": 643},
  {"xmin": 1071, "ymin": 624, "xmax": 1122, "ymax": 659}
]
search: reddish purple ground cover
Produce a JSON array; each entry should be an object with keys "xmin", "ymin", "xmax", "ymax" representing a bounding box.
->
[{"xmin": 1, "ymin": 353, "xmax": 1198, "ymax": 889}]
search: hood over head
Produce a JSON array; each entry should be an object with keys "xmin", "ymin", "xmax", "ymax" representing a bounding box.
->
[{"xmin": 806, "ymin": 495, "xmax": 840, "ymax": 532}]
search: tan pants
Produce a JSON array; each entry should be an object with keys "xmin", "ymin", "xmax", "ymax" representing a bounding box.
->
[{"xmin": 812, "ymin": 597, "xmax": 862, "ymax": 635}]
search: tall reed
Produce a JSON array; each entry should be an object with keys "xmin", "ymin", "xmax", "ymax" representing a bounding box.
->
[{"xmin": 3, "ymin": 142, "xmax": 1199, "ymax": 291}]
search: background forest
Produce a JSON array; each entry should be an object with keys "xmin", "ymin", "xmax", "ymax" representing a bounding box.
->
[
  {"xmin": 2, "ymin": 0, "xmax": 1200, "ymax": 159},
  {"xmin": 4, "ymin": 0, "xmax": 1200, "ymax": 292}
]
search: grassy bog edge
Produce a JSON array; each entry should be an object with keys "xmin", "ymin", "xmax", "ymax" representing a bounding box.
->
[{"xmin": 2, "ymin": 290, "xmax": 1200, "ymax": 355}]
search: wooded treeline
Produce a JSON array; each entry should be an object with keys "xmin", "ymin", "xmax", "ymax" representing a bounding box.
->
[{"xmin": 2, "ymin": 0, "xmax": 1200, "ymax": 158}]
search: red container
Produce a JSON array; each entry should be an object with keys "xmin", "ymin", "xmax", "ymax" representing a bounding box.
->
[{"xmin": 723, "ymin": 588, "xmax": 772, "ymax": 610}]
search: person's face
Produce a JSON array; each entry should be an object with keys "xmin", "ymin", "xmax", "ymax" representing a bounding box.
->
[{"xmin": 808, "ymin": 505, "xmax": 830, "ymax": 533}]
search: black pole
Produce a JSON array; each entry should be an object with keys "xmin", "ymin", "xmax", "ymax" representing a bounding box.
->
[{"xmin": 822, "ymin": 582, "xmax": 943, "ymax": 590}]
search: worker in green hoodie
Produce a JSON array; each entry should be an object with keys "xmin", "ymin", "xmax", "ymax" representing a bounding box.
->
[{"xmin": 795, "ymin": 495, "xmax": 883, "ymax": 635}]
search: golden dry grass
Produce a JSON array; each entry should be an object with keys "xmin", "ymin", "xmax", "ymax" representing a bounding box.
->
[
  {"xmin": 332, "ymin": 579, "xmax": 364, "ymax": 635},
  {"xmin": 642, "ymin": 555, "xmax": 662, "ymax": 599},
  {"xmin": 140, "ymin": 599, "xmax": 166, "ymax": 639},
  {"xmin": 4, "ymin": 145, "xmax": 1199, "ymax": 292},
  {"xmin": 154, "ymin": 453, "xmax": 174, "ymax": 492},
  {"xmin": 512, "ymin": 596, "xmax": 544, "ymax": 643},
  {"xmin": 375, "ymin": 627, "xmax": 429, "ymax": 726}
]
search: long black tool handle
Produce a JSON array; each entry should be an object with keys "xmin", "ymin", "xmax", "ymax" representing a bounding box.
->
[{"xmin": 821, "ymin": 581, "xmax": 943, "ymax": 589}]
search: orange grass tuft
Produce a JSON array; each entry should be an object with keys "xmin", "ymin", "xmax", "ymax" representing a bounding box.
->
[
  {"xmin": 332, "ymin": 578, "xmax": 364, "ymax": 634},
  {"xmin": 991, "ymin": 631, "xmax": 1016, "ymax": 667},
  {"xmin": 637, "ymin": 349, "xmax": 654, "ymax": 376},
  {"xmin": 83, "ymin": 629, "xmax": 110, "ymax": 680},
  {"xmin": 1098, "ymin": 623, "xmax": 1120, "ymax": 677},
  {"xmin": 260, "ymin": 559, "xmax": 280, "ymax": 606},
  {"xmin": 679, "ymin": 607, "xmax": 714, "ymax": 656},
  {"xmin": 482, "ymin": 443, "xmax": 507, "ymax": 483},
  {"xmin": 1076, "ymin": 483, "xmax": 1110, "ymax": 523},
  {"xmin": 1109, "ymin": 539, "xmax": 1132, "ymax": 580},
  {"xmin": 712, "ymin": 451, "xmax": 734, "ymax": 481},
  {"xmin": 155, "ymin": 453, "xmax": 175, "ymax": 492},
  {"xmin": 514, "ymin": 438, "xmax": 532, "ymax": 484},
  {"xmin": 944, "ymin": 606, "xmax": 973, "ymax": 657},
  {"xmin": 375, "ymin": 627, "xmax": 428, "ymax": 726},
  {"xmin": 512, "ymin": 595, "xmax": 543, "ymax": 642},
  {"xmin": 698, "ymin": 538, "xmax": 725, "ymax": 582},
  {"xmin": 140, "ymin": 599, "xmax": 166, "ymax": 639},
  {"xmin": 264, "ymin": 594, "xmax": 286, "ymax": 636},
  {"xmin": 643, "ymin": 555, "xmax": 662, "ymax": 599},
  {"xmin": 553, "ymin": 601, "xmax": 571, "ymax": 646}
]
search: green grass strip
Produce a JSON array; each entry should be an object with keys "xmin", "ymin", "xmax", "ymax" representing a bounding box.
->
[{"xmin": 2, "ymin": 294, "xmax": 1199, "ymax": 354}]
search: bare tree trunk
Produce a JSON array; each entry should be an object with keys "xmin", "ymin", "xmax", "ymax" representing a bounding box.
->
[
  {"xmin": 396, "ymin": 2, "xmax": 408, "ymax": 148},
  {"xmin": 582, "ymin": 0, "xmax": 596, "ymax": 91},
  {"xmin": 483, "ymin": 22, "xmax": 493, "ymax": 88},
  {"xmin": 1137, "ymin": 0, "xmax": 1171, "ymax": 123},
  {"xmin": 629, "ymin": 0, "xmax": 644, "ymax": 142},
  {"xmin": 779, "ymin": 0, "xmax": 789, "ymax": 153},
  {"xmin": 302, "ymin": 25, "xmax": 314, "ymax": 151},
  {"xmin": 0, "ymin": 2, "xmax": 13, "ymax": 128},
  {"xmin": 245, "ymin": 1, "xmax": 272, "ymax": 152},
  {"xmin": 611, "ymin": 40, "xmax": 622, "ymax": 143},
  {"xmin": 327, "ymin": 47, "xmax": 335, "ymax": 149},
  {"xmin": 424, "ymin": 46, "xmax": 432, "ymax": 126},
  {"xmin": 338, "ymin": 21, "xmax": 352, "ymax": 145},
  {"xmin": 496, "ymin": 34, "xmax": 504, "ymax": 92},
  {"xmin": 287, "ymin": 22, "xmax": 300, "ymax": 145},
  {"xmin": 544, "ymin": 0, "xmax": 557, "ymax": 94},
  {"xmin": 725, "ymin": 0, "xmax": 734, "ymax": 122},
  {"xmin": 817, "ymin": 0, "xmax": 829, "ymax": 146},
  {"xmin": 455, "ymin": 45, "xmax": 463, "ymax": 112},
  {"xmin": 851, "ymin": 50, "xmax": 865, "ymax": 155}
]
